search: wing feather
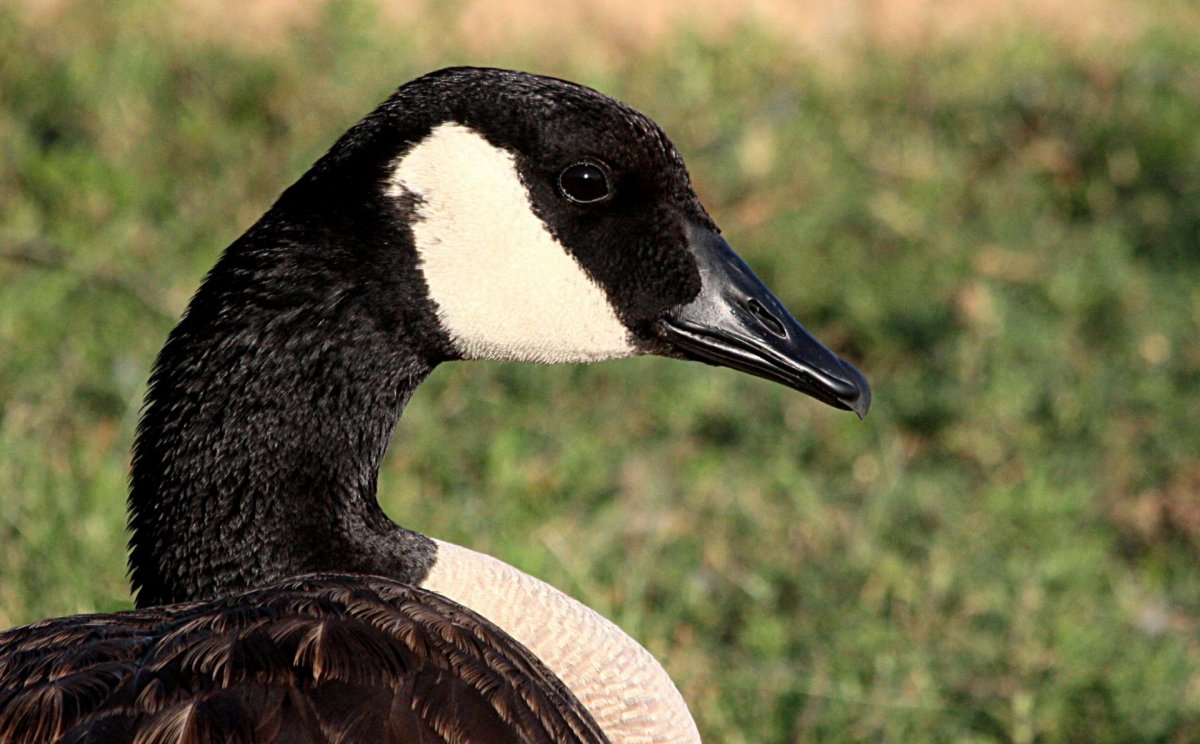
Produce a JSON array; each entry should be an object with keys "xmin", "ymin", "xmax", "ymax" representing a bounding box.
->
[{"xmin": 0, "ymin": 575, "xmax": 608, "ymax": 744}]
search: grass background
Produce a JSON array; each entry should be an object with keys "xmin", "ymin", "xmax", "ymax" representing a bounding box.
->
[{"xmin": 2, "ymin": 1, "xmax": 1199, "ymax": 740}]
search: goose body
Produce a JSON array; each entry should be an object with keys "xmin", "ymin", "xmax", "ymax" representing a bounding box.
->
[{"xmin": 0, "ymin": 68, "xmax": 869, "ymax": 743}]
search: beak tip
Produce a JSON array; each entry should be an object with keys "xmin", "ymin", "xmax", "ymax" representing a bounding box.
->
[{"xmin": 835, "ymin": 361, "xmax": 872, "ymax": 420}]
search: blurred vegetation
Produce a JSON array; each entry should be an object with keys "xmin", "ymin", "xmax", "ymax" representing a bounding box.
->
[{"xmin": 2, "ymin": 1, "xmax": 1199, "ymax": 741}]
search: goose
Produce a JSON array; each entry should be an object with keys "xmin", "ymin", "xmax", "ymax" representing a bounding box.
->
[{"xmin": 0, "ymin": 67, "xmax": 869, "ymax": 743}]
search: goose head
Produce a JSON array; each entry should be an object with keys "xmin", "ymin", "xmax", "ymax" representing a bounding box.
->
[{"xmin": 276, "ymin": 66, "xmax": 869, "ymax": 416}]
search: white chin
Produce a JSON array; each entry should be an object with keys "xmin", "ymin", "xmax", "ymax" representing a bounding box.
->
[{"xmin": 387, "ymin": 122, "xmax": 635, "ymax": 364}]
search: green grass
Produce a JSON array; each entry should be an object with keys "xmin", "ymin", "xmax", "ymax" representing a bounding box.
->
[{"xmin": 3, "ymin": 2, "xmax": 1200, "ymax": 741}]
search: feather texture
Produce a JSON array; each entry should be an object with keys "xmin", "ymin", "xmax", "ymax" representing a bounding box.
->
[{"xmin": 0, "ymin": 575, "xmax": 608, "ymax": 744}]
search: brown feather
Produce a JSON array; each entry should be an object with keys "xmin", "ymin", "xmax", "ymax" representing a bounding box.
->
[{"xmin": 0, "ymin": 575, "xmax": 609, "ymax": 744}]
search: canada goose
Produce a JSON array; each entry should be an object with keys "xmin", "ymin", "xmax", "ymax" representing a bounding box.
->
[{"xmin": 0, "ymin": 67, "xmax": 869, "ymax": 743}]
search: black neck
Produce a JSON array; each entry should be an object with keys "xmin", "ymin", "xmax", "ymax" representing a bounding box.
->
[{"xmin": 129, "ymin": 187, "xmax": 446, "ymax": 607}]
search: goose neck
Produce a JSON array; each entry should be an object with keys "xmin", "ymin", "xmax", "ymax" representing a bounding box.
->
[{"xmin": 128, "ymin": 230, "xmax": 439, "ymax": 607}]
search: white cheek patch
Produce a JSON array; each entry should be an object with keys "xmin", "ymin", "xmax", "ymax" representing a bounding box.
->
[{"xmin": 386, "ymin": 123, "xmax": 635, "ymax": 364}]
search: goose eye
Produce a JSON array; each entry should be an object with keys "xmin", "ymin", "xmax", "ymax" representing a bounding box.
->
[{"xmin": 558, "ymin": 162, "xmax": 610, "ymax": 204}]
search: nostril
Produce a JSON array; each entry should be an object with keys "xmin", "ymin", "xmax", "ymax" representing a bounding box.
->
[{"xmin": 745, "ymin": 298, "xmax": 786, "ymax": 338}]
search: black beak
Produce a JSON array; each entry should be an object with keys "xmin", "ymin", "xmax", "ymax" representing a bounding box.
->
[{"xmin": 658, "ymin": 222, "xmax": 871, "ymax": 418}]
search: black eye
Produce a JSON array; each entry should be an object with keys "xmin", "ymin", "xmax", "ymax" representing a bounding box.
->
[{"xmin": 558, "ymin": 161, "xmax": 611, "ymax": 204}]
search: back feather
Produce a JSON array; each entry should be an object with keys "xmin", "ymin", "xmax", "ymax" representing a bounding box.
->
[{"xmin": 0, "ymin": 575, "xmax": 609, "ymax": 744}]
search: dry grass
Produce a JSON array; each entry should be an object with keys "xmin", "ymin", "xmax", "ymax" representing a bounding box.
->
[{"xmin": 17, "ymin": 0, "xmax": 1179, "ymax": 62}]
